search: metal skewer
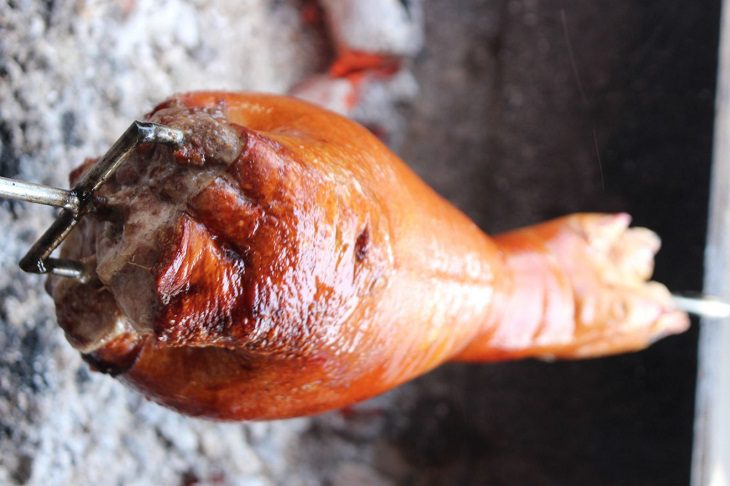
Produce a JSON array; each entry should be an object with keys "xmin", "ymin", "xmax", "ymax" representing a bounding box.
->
[
  {"xmin": 672, "ymin": 292, "xmax": 730, "ymax": 319},
  {"xmin": 0, "ymin": 177, "xmax": 79, "ymax": 211},
  {"xmin": 0, "ymin": 121, "xmax": 185, "ymax": 282}
]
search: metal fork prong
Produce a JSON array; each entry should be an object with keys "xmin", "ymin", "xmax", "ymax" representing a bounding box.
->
[{"xmin": 8, "ymin": 121, "xmax": 185, "ymax": 281}]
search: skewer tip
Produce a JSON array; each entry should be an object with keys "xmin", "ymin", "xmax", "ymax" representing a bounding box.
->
[{"xmin": 672, "ymin": 293, "xmax": 730, "ymax": 319}]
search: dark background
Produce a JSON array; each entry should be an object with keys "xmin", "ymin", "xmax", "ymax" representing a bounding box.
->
[{"xmin": 385, "ymin": 1, "xmax": 720, "ymax": 484}]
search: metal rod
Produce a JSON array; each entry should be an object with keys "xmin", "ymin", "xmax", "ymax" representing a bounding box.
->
[
  {"xmin": 0, "ymin": 176, "xmax": 79, "ymax": 211},
  {"xmin": 672, "ymin": 293, "xmax": 730, "ymax": 319}
]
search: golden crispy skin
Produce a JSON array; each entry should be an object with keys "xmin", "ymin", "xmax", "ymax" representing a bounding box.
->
[{"xmin": 49, "ymin": 92, "xmax": 688, "ymax": 420}]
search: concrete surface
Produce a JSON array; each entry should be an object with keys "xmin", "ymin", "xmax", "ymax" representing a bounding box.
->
[{"xmin": 0, "ymin": 1, "xmax": 719, "ymax": 485}]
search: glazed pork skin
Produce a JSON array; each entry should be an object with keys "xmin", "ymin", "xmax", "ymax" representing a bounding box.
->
[{"xmin": 48, "ymin": 92, "xmax": 687, "ymax": 420}]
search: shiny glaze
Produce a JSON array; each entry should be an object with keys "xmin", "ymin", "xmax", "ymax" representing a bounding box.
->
[{"xmin": 50, "ymin": 92, "xmax": 688, "ymax": 420}]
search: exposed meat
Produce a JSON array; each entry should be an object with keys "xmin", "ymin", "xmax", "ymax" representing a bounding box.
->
[{"xmin": 48, "ymin": 92, "xmax": 688, "ymax": 420}]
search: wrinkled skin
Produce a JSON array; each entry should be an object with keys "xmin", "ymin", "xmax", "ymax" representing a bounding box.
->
[{"xmin": 48, "ymin": 92, "xmax": 688, "ymax": 420}]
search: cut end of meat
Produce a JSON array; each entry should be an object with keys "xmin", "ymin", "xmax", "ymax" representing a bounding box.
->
[{"xmin": 49, "ymin": 100, "xmax": 248, "ymax": 353}]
